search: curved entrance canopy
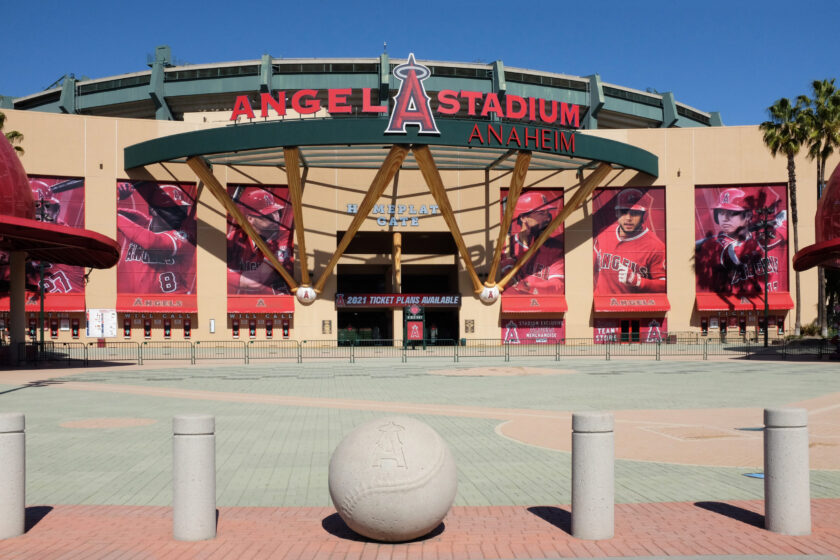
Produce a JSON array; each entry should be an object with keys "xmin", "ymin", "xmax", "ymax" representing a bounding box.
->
[{"xmin": 125, "ymin": 117, "xmax": 658, "ymax": 303}]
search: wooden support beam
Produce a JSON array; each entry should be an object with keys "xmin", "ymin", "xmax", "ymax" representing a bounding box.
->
[
  {"xmin": 412, "ymin": 145, "xmax": 483, "ymax": 293},
  {"xmin": 486, "ymin": 150, "xmax": 530, "ymax": 286},
  {"xmin": 497, "ymin": 162, "xmax": 612, "ymax": 291},
  {"xmin": 284, "ymin": 147, "xmax": 310, "ymax": 286},
  {"xmin": 186, "ymin": 156, "xmax": 299, "ymax": 291},
  {"xmin": 313, "ymin": 145, "xmax": 409, "ymax": 294},
  {"xmin": 393, "ymin": 232, "xmax": 402, "ymax": 292}
]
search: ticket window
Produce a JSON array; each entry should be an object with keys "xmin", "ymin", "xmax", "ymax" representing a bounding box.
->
[
  {"xmin": 700, "ymin": 317, "xmax": 709, "ymax": 336},
  {"xmin": 720, "ymin": 320, "xmax": 727, "ymax": 335},
  {"xmin": 758, "ymin": 317, "xmax": 766, "ymax": 335},
  {"xmin": 248, "ymin": 320, "xmax": 257, "ymax": 339},
  {"xmin": 232, "ymin": 319, "xmax": 240, "ymax": 339},
  {"xmin": 143, "ymin": 319, "xmax": 152, "ymax": 339},
  {"xmin": 739, "ymin": 318, "xmax": 747, "ymax": 336},
  {"xmin": 265, "ymin": 320, "xmax": 273, "ymax": 339},
  {"xmin": 28, "ymin": 319, "xmax": 36, "ymax": 339},
  {"xmin": 71, "ymin": 318, "xmax": 80, "ymax": 339},
  {"xmin": 777, "ymin": 317, "xmax": 785, "ymax": 335},
  {"xmin": 50, "ymin": 319, "xmax": 59, "ymax": 339},
  {"xmin": 183, "ymin": 318, "xmax": 191, "ymax": 339},
  {"xmin": 163, "ymin": 319, "xmax": 172, "ymax": 339},
  {"xmin": 282, "ymin": 319, "xmax": 290, "ymax": 339},
  {"xmin": 123, "ymin": 318, "xmax": 131, "ymax": 338}
]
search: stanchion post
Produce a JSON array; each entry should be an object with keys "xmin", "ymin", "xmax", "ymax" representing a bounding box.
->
[
  {"xmin": 764, "ymin": 408, "xmax": 811, "ymax": 535},
  {"xmin": 0, "ymin": 413, "xmax": 25, "ymax": 539},
  {"xmin": 173, "ymin": 414, "xmax": 216, "ymax": 541},
  {"xmin": 571, "ymin": 411, "xmax": 614, "ymax": 540}
]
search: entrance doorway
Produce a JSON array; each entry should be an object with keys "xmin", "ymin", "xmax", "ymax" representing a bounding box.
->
[
  {"xmin": 619, "ymin": 319, "xmax": 640, "ymax": 343},
  {"xmin": 336, "ymin": 265, "xmax": 392, "ymax": 344},
  {"xmin": 402, "ymin": 265, "xmax": 459, "ymax": 343}
]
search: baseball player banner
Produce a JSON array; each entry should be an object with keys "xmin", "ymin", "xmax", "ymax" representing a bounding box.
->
[
  {"xmin": 500, "ymin": 189, "xmax": 566, "ymax": 311},
  {"xmin": 116, "ymin": 181, "xmax": 198, "ymax": 312},
  {"xmin": 592, "ymin": 187, "xmax": 667, "ymax": 310},
  {"xmin": 502, "ymin": 318, "xmax": 565, "ymax": 344},
  {"xmin": 226, "ymin": 184, "xmax": 295, "ymax": 313},
  {"xmin": 0, "ymin": 176, "xmax": 86, "ymax": 312},
  {"xmin": 694, "ymin": 185, "xmax": 790, "ymax": 306}
]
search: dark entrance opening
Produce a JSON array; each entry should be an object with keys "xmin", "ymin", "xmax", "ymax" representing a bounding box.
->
[
  {"xmin": 336, "ymin": 264, "xmax": 392, "ymax": 344},
  {"xmin": 402, "ymin": 265, "xmax": 459, "ymax": 343},
  {"xmin": 619, "ymin": 319, "xmax": 640, "ymax": 343}
]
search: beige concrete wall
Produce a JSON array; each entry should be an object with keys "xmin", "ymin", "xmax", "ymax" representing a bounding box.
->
[{"xmin": 3, "ymin": 109, "xmax": 835, "ymax": 342}]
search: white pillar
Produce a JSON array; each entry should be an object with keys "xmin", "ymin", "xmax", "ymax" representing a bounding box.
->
[
  {"xmin": 571, "ymin": 411, "xmax": 614, "ymax": 540},
  {"xmin": 0, "ymin": 413, "xmax": 25, "ymax": 539},
  {"xmin": 8, "ymin": 252, "xmax": 27, "ymax": 362},
  {"xmin": 172, "ymin": 414, "xmax": 216, "ymax": 541},
  {"xmin": 764, "ymin": 407, "xmax": 811, "ymax": 535}
]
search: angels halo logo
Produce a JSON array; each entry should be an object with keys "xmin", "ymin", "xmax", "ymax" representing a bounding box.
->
[
  {"xmin": 385, "ymin": 54, "xmax": 440, "ymax": 135},
  {"xmin": 409, "ymin": 305, "xmax": 421, "ymax": 315}
]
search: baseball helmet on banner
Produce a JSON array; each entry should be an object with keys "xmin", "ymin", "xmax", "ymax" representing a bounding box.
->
[
  {"xmin": 241, "ymin": 188, "xmax": 284, "ymax": 217},
  {"xmin": 515, "ymin": 192, "xmax": 554, "ymax": 216},
  {"xmin": 615, "ymin": 188, "xmax": 652, "ymax": 213},
  {"xmin": 713, "ymin": 188, "xmax": 749, "ymax": 223},
  {"xmin": 31, "ymin": 180, "xmax": 60, "ymax": 222},
  {"xmin": 151, "ymin": 184, "xmax": 192, "ymax": 208}
]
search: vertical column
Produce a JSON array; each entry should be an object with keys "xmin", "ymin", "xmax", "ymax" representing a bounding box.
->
[
  {"xmin": 173, "ymin": 414, "xmax": 216, "ymax": 541},
  {"xmin": 572, "ymin": 411, "xmax": 614, "ymax": 540},
  {"xmin": 764, "ymin": 408, "xmax": 811, "ymax": 535},
  {"xmin": 9, "ymin": 252, "xmax": 26, "ymax": 361},
  {"xmin": 0, "ymin": 413, "xmax": 25, "ymax": 539}
]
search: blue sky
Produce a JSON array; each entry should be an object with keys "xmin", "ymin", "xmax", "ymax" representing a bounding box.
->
[{"xmin": 3, "ymin": 0, "xmax": 838, "ymax": 126}]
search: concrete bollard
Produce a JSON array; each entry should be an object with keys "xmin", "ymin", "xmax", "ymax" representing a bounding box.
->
[
  {"xmin": 571, "ymin": 411, "xmax": 614, "ymax": 540},
  {"xmin": 0, "ymin": 413, "xmax": 25, "ymax": 539},
  {"xmin": 173, "ymin": 414, "xmax": 216, "ymax": 541},
  {"xmin": 764, "ymin": 407, "xmax": 811, "ymax": 535}
]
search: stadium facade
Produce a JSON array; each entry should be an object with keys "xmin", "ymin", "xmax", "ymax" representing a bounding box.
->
[{"xmin": 0, "ymin": 47, "xmax": 831, "ymax": 344}]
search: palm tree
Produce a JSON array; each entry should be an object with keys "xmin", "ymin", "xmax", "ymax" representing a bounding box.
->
[
  {"xmin": 799, "ymin": 79, "xmax": 840, "ymax": 336},
  {"xmin": 0, "ymin": 111, "xmax": 25, "ymax": 154},
  {"xmin": 760, "ymin": 97, "xmax": 805, "ymax": 335}
]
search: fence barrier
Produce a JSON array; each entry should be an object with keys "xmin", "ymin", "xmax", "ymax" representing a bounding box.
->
[{"xmin": 3, "ymin": 336, "xmax": 837, "ymax": 367}]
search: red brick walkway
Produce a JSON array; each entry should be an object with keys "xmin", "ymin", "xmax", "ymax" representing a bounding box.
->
[{"xmin": 1, "ymin": 499, "xmax": 837, "ymax": 559}]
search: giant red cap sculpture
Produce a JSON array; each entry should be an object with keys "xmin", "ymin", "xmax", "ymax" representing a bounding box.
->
[
  {"xmin": 0, "ymin": 136, "xmax": 119, "ymax": 268},
  {"xmin": 793, "ymin": 161, "xmax": 840, "ymax": 271}
]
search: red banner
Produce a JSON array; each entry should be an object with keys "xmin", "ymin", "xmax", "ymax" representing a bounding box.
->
[
  {"xmin": 500, "ymin": 189, "xmax": 565, "ymax": 307},
  {"xmin": 335, "ymin": 294, "xmax": 461, "ymax": 308},
  {"xmin": 1, "ymin": 176, "xmax": 87, "ymax": 312},
  {"xmin": 116, "ymin": 181, "xmax": 197, "ymax": 312},
  {"xmin": 592, "ymin": 187, "xmax": 667, "ymax": 305},
  {"xmin": 502, "ymin": 318, "xmax": 565, "ymax": 344},
  {"xmin": 226, "ymin": 185, "xmax": 294, "ymax": 313},
  {"xmin": 695, "ymin": 185, "xmax": 789, "ymax": 307}
]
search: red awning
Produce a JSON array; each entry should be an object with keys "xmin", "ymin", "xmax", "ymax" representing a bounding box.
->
[
  {"xmin": 696, "ymin": 292, "xmax": 794, "ymax": 311},
  {"xmin": 0, "ymin": 293, "xmax": 86, "ymax": 312},
  {"xmin": 793, "ymin": 239, "xmax": 840, "ymax": 271},
  {"xmin": 228, "ymin": 295, "xmax": 295, "ymax": 314},
  {"xmin": 116, "ymin": 294, "xmax": 198, "ymax": 313},
  {"xmin": 593, "ymin": 294, "xmax": 670, "ymax": 312},
  {"xmin": 501, "ymin": 295, "xmax": 567, "ymax": 314}
]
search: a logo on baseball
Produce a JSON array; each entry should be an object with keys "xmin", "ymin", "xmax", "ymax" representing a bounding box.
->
[
  {"xmin": 479, "ymin": 285, "xmax": 500, "ymax": 303},
  {"xmin": 295, "ymin": 285, "xmax": 316, "ymax": 304},
  {"xmin": 328, "ymin": 416, "xmax": 457, "ymax": 542}
]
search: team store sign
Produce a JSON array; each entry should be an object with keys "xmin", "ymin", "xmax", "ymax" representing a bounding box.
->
[{"xmin": 229, "ymin": 54, "xmax": 580, "ymax": 153}]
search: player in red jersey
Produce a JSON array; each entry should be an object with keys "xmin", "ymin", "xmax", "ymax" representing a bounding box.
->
[
  {"xmin": 500, "ymin": 192, "xmax": 564, "ymax": 295},
  {"xmin": 594, "ymin": 188, "xmax": 666, "ymax": 294},
  {"xmin": 227, "ymin": 188, "xmax": 293, "ymax": 295},
  {"xmin": 117, "ymin": 182, "xmax": 196, "ymax": 294},
  {"xmin": 29, "ymin": 180, "xmax": 86, "ymax": 294},
  {"xmin": 695, "ymin": 188, "xmax": 787, "ymax": 296}
]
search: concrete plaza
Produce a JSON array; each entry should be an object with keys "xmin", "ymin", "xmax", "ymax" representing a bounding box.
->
[{"xmin": 0, "ymin": 356, "xmax": 838, "ymax": 558}]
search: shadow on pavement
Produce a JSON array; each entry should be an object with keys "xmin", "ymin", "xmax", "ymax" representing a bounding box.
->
[
  {"xmin": 321, "ymin": 512, "xmax": 445, "ymax": 542},
  {"xmin": 0, "ymin": 379, "xmax": 68, "ymax": 396},
  {"xmin": 25, "ymin": 506, "xmax": 53, "ymax": 532},
  {"xmin": 695, "ymin": 501, "xmax": 764, "ymax": 528},
  {"xmin": 527, "ymin": 506, "xmax": 571, "ymax": 535}
]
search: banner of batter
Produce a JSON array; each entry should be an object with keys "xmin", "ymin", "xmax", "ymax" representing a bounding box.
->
[
  {"xmin": 499, "ymin": 189, "xmax": 565, "ymax": 295},
  {"xmin": 694, "ymin": 185, "xmax": 788, "ymax": 296},
  {"xmin": 116, "ymin": 181, "xmax": 197, "ymax": 307},
  {"xmin": 592, "ymin": 187, "xmax": 667, "ymax": 295},
  {"xmin": 226, "ymin": 185, "xmax": 294, "ymax": 296},
  {"xmin": 0, "ymin": 176, "xmax": 86, "ymax": 310}
]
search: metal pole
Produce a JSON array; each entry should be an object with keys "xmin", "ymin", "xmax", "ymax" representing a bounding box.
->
[
  {"xmin": 762, "ymin": 208, "xmax": 769, "ymax": 348},
  {"xmin": 38, "ymin": 263, "xmax": 45, "ymax": 346}
]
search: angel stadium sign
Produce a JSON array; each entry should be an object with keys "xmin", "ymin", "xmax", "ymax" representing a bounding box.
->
[{"xmin": 229, "ymin": 53, "xmax": 580, "ymax": 153}]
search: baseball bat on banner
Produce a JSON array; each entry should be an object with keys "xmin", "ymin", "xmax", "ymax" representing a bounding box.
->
[{"xmin": 49, "ymin": 179, "xmax": 84, "ymax": 193}]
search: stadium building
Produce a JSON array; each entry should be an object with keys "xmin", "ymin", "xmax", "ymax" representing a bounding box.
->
[{"xmin": 0, "ymin": 47, "xmax": 831, "ymax": 345}]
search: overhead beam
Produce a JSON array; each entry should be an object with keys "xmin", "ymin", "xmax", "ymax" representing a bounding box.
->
[
  {"xmin": 313, "ymin": 145, "xmax": 409, "ymax": 293},
  {"xmin": 186, "ymin": 156, "xmax": 299, "ymax": 291},
  {"xmin": 486, "ymin": 150, "xmax": 531, "ymax": 286},
  {"xmin": 497, "ymin": 162, "xmax": 612, "ymax": 291},
  {"xmin": 412, "ymin": 145, "xmax": 483, "ymax": 294},
  {"xmin": 283, "ymin": 147, "xmax": 310, "ymax": 286},
  {"xmin": 488, "ymin": 148, "xmax": 516, "ymax": 170}
]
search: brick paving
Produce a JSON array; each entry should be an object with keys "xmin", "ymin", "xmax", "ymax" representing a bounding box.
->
[{"xmin": 0, "ymin": 357, "xmax": 837, "ymax": 558}]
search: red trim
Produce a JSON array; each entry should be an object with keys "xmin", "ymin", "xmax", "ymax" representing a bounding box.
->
[
  {"xmin": 227, "ymin": 295, "xmax": 294, "ymax": 314},
  {"xmin": 501, "ymin": 295, "xmax": 567, "ymax": 313},
  {"xmin": 0, "ymin": 293, "xmax": 85, "ymax": 312},
  {"xmin": 116, "ymin": 294, "xmax": 197, "ymax": 313},
  {"xmin": 593, "ymin": 294, "xmax": 670, "ymax": 312},
  {"xmin": 793, "ymin": 239, "xmax": 840, "ymax": 271},
  {"xmin": 696, "ymin": 292, "xmax": 794, "ymax": 311}
]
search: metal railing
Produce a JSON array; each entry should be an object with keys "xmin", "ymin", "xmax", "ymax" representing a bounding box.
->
[{"xmin": 4, "ymin": 336, "xmax": 837, "ymax": 367}]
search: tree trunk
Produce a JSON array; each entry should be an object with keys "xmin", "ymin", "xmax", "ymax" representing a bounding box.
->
[
  {"xmin": 818, "ymin": 157, "xmax": 828, "ymax": 337},
  {"xmin": 787, "ymin": 153, "xmax": 801, "ymax": 335}
]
